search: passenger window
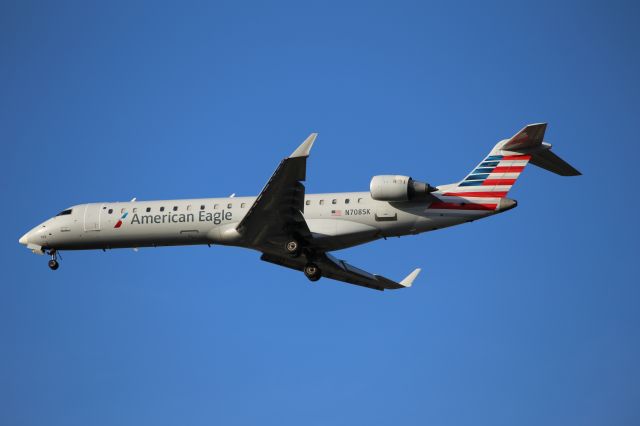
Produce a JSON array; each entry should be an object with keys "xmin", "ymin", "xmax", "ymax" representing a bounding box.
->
[
  {"xmin": 332, "ymin": 199, "xmax": 337, "ymax": 204},
  {"xmin": 146, "ymin": 207, "xmax": 151, "ymax": 212},
  {"xmin": 319, "ymin": 200, "xmax": 325, "ymax": 205},
  {"xmin": 345, "ymin": 199, "xmax": 350, "ymax": 204},
  {"xmin": 227, "ymin": 203, "xmax": 233, "ymax": 209},
  {"xmin": 108, "ymin": 209, "xmax": 113, "ymax": 214},
  {"xmin": 133, "ymin": 208, "xmax": 138, "ymax": 213},
  {"xmin": 200, "ymin": 205, "xmax": 205, "ymax": 210},
  {"xmin": 173, "ymin": 206, "xmax": 178, "ymax": 211},
  {"xmin": 187, "ymin": 205, "xmax": 191, "ymax": 211},
  {"xmin": 305, "ymin": 200, "xmax": 311, "ymax": 206},
  {"xmin": 241, "ymin": 203, "xmax": 246, "ymax": 208},
  {"xmin": 121, "ymin": 208, "xmax": 125, "ymax": 213},
  {"xmin": 214, "ymin": 204, "xmax": 219, "ymax": 210},
  {"xmin": 160, "ymin": 207, "xmax": 165, "ymax": 212},
  {"xmin": 358, "ymin": 198, "xmax": 363, "ymax": 203}
]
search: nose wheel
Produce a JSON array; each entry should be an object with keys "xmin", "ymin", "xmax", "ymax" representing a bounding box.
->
[{"xmin": 48, "ymin": 250, "xmax": 60, "ymax": 270}]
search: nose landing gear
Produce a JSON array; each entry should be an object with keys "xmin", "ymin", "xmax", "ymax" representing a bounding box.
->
[{"xmin": 47, "ymin": 250, "xmax": 60, "ymax": 270}]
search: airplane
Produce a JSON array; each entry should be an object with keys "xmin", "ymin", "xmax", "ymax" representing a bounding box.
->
[{"xmin": 19, "ymin": 123, "xmax": 580, "ymax": 291}]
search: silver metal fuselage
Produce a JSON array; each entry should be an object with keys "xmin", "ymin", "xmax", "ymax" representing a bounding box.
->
[{"xmin": 19, "ymin": 190, "xmax": 510, "ymax": 254}]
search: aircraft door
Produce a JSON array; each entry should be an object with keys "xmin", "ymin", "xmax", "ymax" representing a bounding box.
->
[{"xmin": 83, "ymin": 204, "xmax": 103, "ymax": 231}]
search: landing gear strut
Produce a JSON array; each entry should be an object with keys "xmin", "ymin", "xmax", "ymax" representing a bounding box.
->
[
  {"xmin": 304, "ymin": 263, "xmax": 321, "ymax": 282},
  {"xmin": 48, "ymin": 250, "xmax": 59, "ymax": 270}
]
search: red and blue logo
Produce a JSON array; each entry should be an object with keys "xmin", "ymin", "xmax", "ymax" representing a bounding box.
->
[{"xmin": 114, "ymin": 211, "xmax": 128, "ymax": 228}]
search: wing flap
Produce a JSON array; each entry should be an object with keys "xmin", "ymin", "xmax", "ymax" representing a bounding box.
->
[{"xmin": 261, "ymin": 252, "xmax": 419, "ymax": 291}]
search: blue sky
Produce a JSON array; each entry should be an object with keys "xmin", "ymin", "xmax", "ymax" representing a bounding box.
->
[{"xmin": 1, "ymin": 1, "xmax": 639, "ymax": 425}]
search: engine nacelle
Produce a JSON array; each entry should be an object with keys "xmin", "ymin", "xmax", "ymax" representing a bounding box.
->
[{"xmin": 369, "ymin": 175, "xmax": 437, "ymax": 202}]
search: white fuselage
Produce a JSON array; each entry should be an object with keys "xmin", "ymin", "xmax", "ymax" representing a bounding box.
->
[{"xmin": 19, "ymin": 190, "xmax": 509, "ymax": 254}]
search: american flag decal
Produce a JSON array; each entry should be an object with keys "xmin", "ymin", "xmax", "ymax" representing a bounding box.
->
[{"xmin": 331, "ymin": 210, "xmax": 342, "ymax": 216}]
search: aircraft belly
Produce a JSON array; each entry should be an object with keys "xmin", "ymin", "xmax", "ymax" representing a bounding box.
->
[{"xmin": 307, "ymin": 218, "xmax": 380, "ymax": 250}]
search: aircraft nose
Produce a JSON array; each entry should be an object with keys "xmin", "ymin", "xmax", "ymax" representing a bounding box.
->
[{"xmin": 19, "ymin": 232, "xmax": 29, "ymax": 245}]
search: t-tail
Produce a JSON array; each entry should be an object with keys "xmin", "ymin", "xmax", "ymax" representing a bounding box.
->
[{"xmin": 443, "ymin": 123, "xmax": 580, "ymax": 200}]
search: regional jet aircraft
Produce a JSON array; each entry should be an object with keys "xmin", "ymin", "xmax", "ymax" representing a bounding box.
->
[{"xmin": 19, "ymin": 124, "xmax": 580, "ymax": 290}]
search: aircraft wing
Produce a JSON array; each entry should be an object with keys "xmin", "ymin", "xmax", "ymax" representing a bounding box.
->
[
  {"xmin": 236, "ymin": 134, "xmax": 317, "ymax": 246},
  {"xmin": 261, "ymin": 252, "xmax": 420, "ymax": 291}
]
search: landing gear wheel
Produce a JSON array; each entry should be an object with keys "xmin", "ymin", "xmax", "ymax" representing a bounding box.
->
[
  {"xmin": 48, "ymin": 250, "xmax": 60, "ymax": 270},
  {"xmin": 304, "ymin": 263, "xmax": 321, "ymax": 282},
  {"xmin": 285, "ymin": 240, "xmax": 301, "ymax": 257}
]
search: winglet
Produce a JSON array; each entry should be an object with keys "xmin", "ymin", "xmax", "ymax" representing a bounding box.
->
[
  {"xmin": 399, "ymin": 268, "xmax": 421, "ymax": 288},
  {"xmin": 290, "ymin": 133, "xmax": 317, "ymax": 158}
]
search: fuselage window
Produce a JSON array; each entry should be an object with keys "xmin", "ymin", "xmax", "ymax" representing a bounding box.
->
[
  {"xmin": 332, "ymin": 199, "xmax": 337, "ymax": 204},
  {"xmin": 214, "ymin": 204, "xmax": 219, "ymax": 209},
  {"xmin": 108, "ymin": 209, "xmax": 113, "ymax": 214},
  {"xmin": 160, "ymin": 207, "xmax": 165, "ymax": 212},
  {"xmin": 319, "ymin": 200, "xmax": 325, "ymax": 205},
  {"xmin": 133, "ymin": 208, "xmax": 138, "ymax": 213},
  {"xmin": 305, "ymin": 200, "xmax": 311, "ymax": 205},
  {"xmin": 173, "ymin": 206, "xmax": 178, "ymax": 211},
  {"xmin": 241, "ymin": 203, "xmax": 246, "ymax": 208},
  {"xmin": 227, "ymin": 203, "xmax": 233, "ymax": 209},
  {"xmin": 56, "ymin": 209, "xmax": 72, "ymax": 216},
  {"xmin": 187, "ymin": 205, "xmax": 192, "ymax": 211},
  {"xmin": 358, "ymin": 198, "xmax": 363, "ymax": 203},
  {"xmin": 120, "ymin": 208, "xmax": 125, "ymax": 213},
  {"xmin": 345, "ymin": 199, "xmax": 350, "ymax": 204},
  {"xmin": 146, "ymin": 207, "xmax": 151, "ymax": 212},
  {"xmin": 200, "ymin": 205, "xmax": 205, "ymax": 210}
]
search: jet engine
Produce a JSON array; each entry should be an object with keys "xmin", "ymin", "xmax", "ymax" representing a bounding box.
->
[{"xmin": 369, "ymin": 175, "xmax": 437, "ymax": 202}]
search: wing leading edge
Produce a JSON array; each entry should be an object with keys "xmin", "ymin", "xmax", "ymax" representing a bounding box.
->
[{"xmin": 236, "ymin": 133, "xmax": 317, "ymax": 246}]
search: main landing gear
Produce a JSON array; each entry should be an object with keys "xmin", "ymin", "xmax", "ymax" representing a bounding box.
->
[
  {"xmin": 284, "ymin": 238, "xmax": 322, "ymax": 282},
  {"xmin": 285, "ymin": 239, "xmax": 301, "ymax": 257},
  {"xmin": 304, "ymin": 263, "xmax": 321, "ymax": 282},
  {"xmin": 48, "ymin": 250, "xmax": 59, "ymax": 270}
]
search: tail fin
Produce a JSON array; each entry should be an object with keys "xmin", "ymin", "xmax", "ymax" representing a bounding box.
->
[{"xmin": 448, "ymin": 123, "xmax": 580, "ymax": 197}]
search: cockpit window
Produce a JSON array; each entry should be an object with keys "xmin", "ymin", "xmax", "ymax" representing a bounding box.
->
[{"xmin": 56, "ymin": 209, "xmax": 72, "ymax": 216}]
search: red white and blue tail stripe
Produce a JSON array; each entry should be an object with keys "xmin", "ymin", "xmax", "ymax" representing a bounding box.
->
[
  {"xmin": 427, "ymin": 151, "xmax": 531, "ymax": 213},
  {"xmin": 445, "ymin": 153, "xmax": 531, "ymax": 198},
  {"xmin": 428, "ymin": 123, "xmax": 579, "ymax": 212},
  {"xmin": 428, "ymin": 124, "xmax": 546, "ymax": 212}
]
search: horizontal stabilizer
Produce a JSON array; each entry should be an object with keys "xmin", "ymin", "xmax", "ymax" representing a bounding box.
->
[
  {"xmin": 529, "ymin": 148, "xmax": 581, "ymax": 176},
  {"xmin": 501, "ymin": 123, "xmax": 581, "ymax": 177}
]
